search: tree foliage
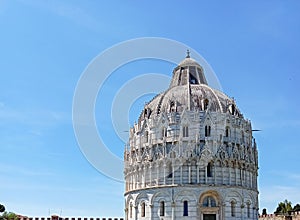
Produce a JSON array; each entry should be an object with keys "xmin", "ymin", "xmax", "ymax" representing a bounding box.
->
[
  {"xmin": 0, "ymin": 205, "xmax": 5, "ymax": 213},
  {"xmin": 262, "ymin": 208, "xmax": 267, "ymax": 215},
  {"xmin": 274, "ymin": 199, "xmax": 293, "ymax": 215},
  {"xmin": 0, "ymin": 212, "xmax": 18, "ymax": 220},
  {"xmin": 293, "ymin": 204, "xmax": 300, "ymax": 212}
]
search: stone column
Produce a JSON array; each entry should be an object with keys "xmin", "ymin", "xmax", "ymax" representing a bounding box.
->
[
  {"xmin": 229, "ymin": 166, "xmax": 231, "ymax": 185},
  {"xmin": 172, "ymin": 164, "xmax": 175, "ymax": 185},
  {"xmin": 205, "ymin": 166, "xmax": 207, "ymax": 184},
  {"xmin": 163, "ymin": 163, "xmax": 166, "ymax": 185},
  {"xmin": 156, "ymin": 164, "xmax": 159, "ymax": 186},
  {"xmin": 180, "ymin": 164, "xmax": 183, "ymax": 184},
  {"xmin": 196, "ymin": 164, "xmax": 199, "ymax": 183},
  {"xmin": 134, "ymin": 206, "xmax": 138, "ymax": 220},
  {"xmin": 149, "ymin": 204, "xmax": 153, "ymax": 220},
  {"xmin": 188, "ymin": 164, "xmax": 191, "ymax": 184},
  {"xmin": 171, "ymin": 202, "xmax": 176, "ymax": 220},
  {"xmin": 144, "ymin": 166, "xmax": 146, "ymax": 187},
  {"xmin": 149, "ymin": 165, "xmax": 152, "ymax": 186}
]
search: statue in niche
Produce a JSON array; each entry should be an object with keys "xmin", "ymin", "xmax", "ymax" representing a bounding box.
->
[{"xmin": 192, "ymin": 95, "xmax": 200, "ymax": 110}]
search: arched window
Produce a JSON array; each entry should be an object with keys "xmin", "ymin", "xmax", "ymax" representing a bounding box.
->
[
  {"xmin": 206, "ymin": 162, "xmax": 212, "ymax": 177},
  {"xmin": 145, "ymin": 131, "xmax": 149, "ymax": 143},
  {"xmin": 225, "ymin": 127, "xmax": 230, "ymax": 137},
  {"xmin": 247, "ymin": 202, "xmax": 251, "ymax": 218},
  {"xmin": 183, "ymin": 126, "xmax": 189, "ymax": 137},
  {"xmin": 141, "ymin": 202, "xmax": 145, "ymax": 217},
  {"xmin": 205, "ymin": 125, "xmax": 211, "ymax": 137},
  {"xmin": 183, "ymin": 200, "xmax": 188, "ymax": 216},
  {"xmin": 241, "ymin": 131, "xmax": 244, "ymax": 143},
  {"xmin": 203, "ymin": 196, "xmax": 216, "ymax": 207},
  {"xmin": 130, "ymin": 203, "xmax": 133, "ymax": 218},
  {"xmin": 204, "ymin": 99, "xmax": 209, "ymax": 110},
  {"xmin": 162, "ymin": 127, "xmax": 167, "ymax": 138},
  {"xmin": 159, "ymin": 201, "xmax": 165, "ymax": 216},
  {"xmin": 231, "ymin": 201, "xmax": 236, "ymax": 217}
]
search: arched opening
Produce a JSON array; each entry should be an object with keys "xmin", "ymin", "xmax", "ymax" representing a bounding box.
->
[
  {"xmin": 183, "ymin": 200, "xmax": 188, "ymax": 216},
  {"xmin": 141, "ymin": 202, "xmax": 145, "ymax": 217},
  {"xmin": 203, "ymin": 196, "xmax": 216, "ymax": 207},
  {"xmin": 162, "ymin": 127, "xmax": 167, "ymax": 138},
  {"xmin": 205, "ymin": 125, "xmax": 211, "ymax": 137},
  {"xmin": 159, "ymin": 201, "xmax": 165, "ymax": 216},
  {"xmin": 231, "ymin": 200, "xmax": 236, "ymax": 217},
  {"xmin": 199, "ymin": 191, "xmax": 221, "ymax": 220},
  {"xmin": 206, "ymin": 162, "xmax": 212, "ymax": 177},
  {"xmin": 183, "ymin": 126, "xmax": 189, "ymax": 137},
  {"xmin": 225, "ymin": 127, "xmax": 230, "ymax": 137}
]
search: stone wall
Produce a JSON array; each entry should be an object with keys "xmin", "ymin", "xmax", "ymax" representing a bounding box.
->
[
  {"xmin": 17, "ymin": 217, "xmax": 124, "ymax": 220},
  {"xmin": 259, "ymin": 212, "xmax": 300, "ymax": 220}
]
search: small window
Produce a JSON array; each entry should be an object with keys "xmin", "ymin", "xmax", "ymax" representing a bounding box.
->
[
  {"xmin": 145, "ymin": 131, "xmax": 149, "ymax": 143},
  {"xmin": 231, "ymin": 201, "xmax": 236, "ymax": 217},
  {"xmin": 141, "ymin": 202, "xmax": 145, "ymax": 217},
  {"xmin": 130, "ymin": 204, "xmax": 133, "ymax": 218},
  {"xmin": 207, "ymin": 162, "xmax": 212, "ymax": 177},
  {"xmin": 160, "ymin": 201, "xmax": 165, "ymax": 216},
  {"xmin": 183, "ymin": 126, "xmax": 189, "ymax": 137},
  {"xmin": 205, "ymin": 125, "xmax": 211, "ymax": 137},
  {"xmin": 183, "ymin": 200, "xmax": 188, "ymax": 216},
  {"xmin": 162, "ymin": 127, "xmax": 167, "ymax": 138},
  {"xmin": 204, "ymin": 99, "xmax": 209, "ymax": 110},
  {"xmin": 247, "ymin": 202, "xmax": 250, "ymax": 218},
  {"xmin": 203, "ymin": 196, "xmax": 216, "ymax": 207},
  {"xmin": 225, "ymin": 127, "xmax": 230, "ymax": 137}
]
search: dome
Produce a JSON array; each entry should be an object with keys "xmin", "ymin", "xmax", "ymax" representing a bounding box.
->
[{"xmin": 139, "ymin": 54, "xmax": 242, "ymax": 122}]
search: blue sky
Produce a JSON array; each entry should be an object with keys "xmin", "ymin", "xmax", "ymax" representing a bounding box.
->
[{"xmin": 0, "ymin": 0, "xmax": 300, "ymax": 217}]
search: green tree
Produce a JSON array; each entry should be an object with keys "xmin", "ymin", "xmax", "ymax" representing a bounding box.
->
[
  {"xmin": 293, "ymin": 204, "xmax": 300, "ymax": 212},
  {"xmin": 262, "ymin": 208, "xmax": 267, "ymax": 215},
  {"xmin": 0, "ymin": 205, "xmax": 5, "ymax": 213},
  {"xmin": 274, "ymin": 199, "xmax": 292, "ymax": 215},
  {"xmin": 0, "ymin": 212, "xmax": 18, "ymax": 220}
]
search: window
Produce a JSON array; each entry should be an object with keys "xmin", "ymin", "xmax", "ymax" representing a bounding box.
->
[
  {"xmin": 203, "ymin": 196, "xmax": 216, "ymax": 207},
  {"xmin": 204, "ymin": 99, "xmax": 209, "ymax": 110},
  {"xmin": 247, "ymin": 202, "xmax": 250, "ymax": 218},
  {"xmin": 231, "ymin": 201, "xmax": 236, "ymax": 217},
  {"xmin": 129, "ymin": 206, "xmax": 132, "ymax": 218},
  {"xmin": 141, "ymin": 202, "xmax": 145, "ymax": 217},
  {"xmin": 207, "ymin": 162, "xmax": 212, "ymax": 177},
  {"xmin": 162, "ymin": 127, "xmax": 167, "ymax": 138},
  {"xmin": 183, "ymin": 126, "xmax": 189, "ymax": 137},
  {"xmin": 145, "ymin": 131, "xmax": 149, "ymax": 143},
  {"xmin": 225, "ymin": 127, "xmax": 230, "ymax": 137},
  {"xmin": 205, "ymin": 125, "xmax": 211, "ymax": 137},
  {"xmin": 159, "ymin": 201, "xmax": 165, "ymax": 216},
  {"xmin": 183, "ymin": 201, "xmax": 188, "ymax": 216}
]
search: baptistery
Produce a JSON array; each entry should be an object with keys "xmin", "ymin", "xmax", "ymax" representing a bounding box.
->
[{"xmin": 124, "ymin": 52, "xmax": 259, "ymax": 220}]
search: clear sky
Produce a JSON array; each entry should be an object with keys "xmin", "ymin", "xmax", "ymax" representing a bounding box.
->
[{"xmin": 0, "ymin": 0, "xmax": 300, "ymax": 217}]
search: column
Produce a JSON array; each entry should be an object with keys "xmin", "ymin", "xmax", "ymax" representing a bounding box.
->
[
  {"xmin": 205, "ymin": 166, "xmax": 207, "ymax": 184},
  {"xmin": 196, "ymin": 165, "xmax": 199, "ymax": 183},
  {"xmin": 228, "ymin": 165, "xmax": 231, "ymax": 185},
  {"xmin": 149, "ymin": 165, "xmax": 152, "ymax": 186},
  {"xmin": 171, "ymin": 202, "xmax": 175, "ymax": 220},
  {"xmin": 134, "ymin": 206, "xmax": 138, "ymax": 220},
  {"xmin": 156, "ymin": 164, "xmax": 159, "ymax": 185},
  {"xmin": 221, "ymin": 166, "xmax": 224, "ymax": 185},
  {"xmin": 214, "ymin": 164, "xmax": 216, "ymax": 184},
  {"xmin": 188, "ymin": 164, "xmax": 191, "ymax": 183},
  {"xmin": 180, "ymin": 165, "xmax": 183, "ymax": 184},
  {"xmin": 172, "ymin": 164, "xmax": 175, "ymax": 185},
  {"xmin": 163, "ymin": 164, "xmax": 166, "ymax": 185},
  {"xmin": 144, "ymin": 166, "xmax": 146, "ymax": 187}
]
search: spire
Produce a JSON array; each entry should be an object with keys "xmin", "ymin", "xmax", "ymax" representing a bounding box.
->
[{"xmin": 186, "ymin": 49, "xmax": 190, "ymax": 58}]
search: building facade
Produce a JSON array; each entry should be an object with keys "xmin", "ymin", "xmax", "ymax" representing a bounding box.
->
[{"xmin": 124, "ymin": 53, "xmax": 259, "ymax": 220}]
